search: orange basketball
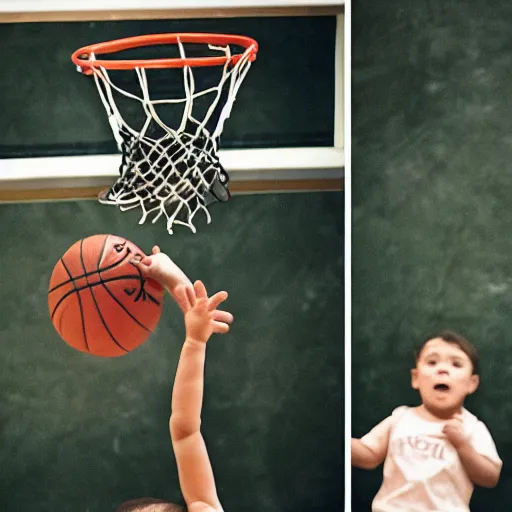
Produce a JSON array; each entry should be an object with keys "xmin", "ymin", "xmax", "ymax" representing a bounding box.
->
[{"xmin": 48, "ymin": 234, "xmax": 164, "ymax": 357}]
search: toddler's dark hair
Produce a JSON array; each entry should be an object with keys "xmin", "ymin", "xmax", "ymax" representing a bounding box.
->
[
  {"xmin": 116, "ymin": 497, "xmax": 186, "ymax": 512},
  {"xmin": 415, "ymin": 330, "xmax": 479, "ymax": 375}
]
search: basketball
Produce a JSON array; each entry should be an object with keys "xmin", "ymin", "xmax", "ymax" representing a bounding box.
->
[{"xmin": 48, "ymin": 234, "xmax": 164, "ymax": 357}]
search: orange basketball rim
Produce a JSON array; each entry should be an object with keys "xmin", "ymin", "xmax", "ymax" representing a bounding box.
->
[{"xmin": 71, "ymin": 32, "xmax": 259, "ymax": 74}]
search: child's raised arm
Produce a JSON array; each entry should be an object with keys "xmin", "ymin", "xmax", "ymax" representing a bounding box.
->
[
  {"xmin": 131, "ymin": 252, "xmax": 233, "ymax": 512},
  {"xmin": 170, "ymin": 281, "xmax": 233, "ymax": 512}
]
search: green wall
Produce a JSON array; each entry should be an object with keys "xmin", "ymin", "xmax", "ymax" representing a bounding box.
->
[{"xmin": 0, "ymin": 192, "xmax": 343, "ymax": 511}]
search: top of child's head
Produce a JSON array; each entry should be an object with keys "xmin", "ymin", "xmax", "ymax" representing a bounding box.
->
[
  {"xmin": 415, "ymin": 330, "xmax": 479, "ymax": 375},
  {"xmin": 411, "ymin": 330, "xmax": 480, "ymax": 419},
  {"xmin": 116, "ymin": 498, "xmax": 186, "ymax": 512}
]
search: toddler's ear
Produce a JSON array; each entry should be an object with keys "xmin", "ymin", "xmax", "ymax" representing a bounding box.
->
[
  {"xmin": 468, "ymin": 374, "xmax": 480, "ymax": 395},
  {"xmin": 411, "ymin": 368, "xmax": 419, "ymax": 390}
]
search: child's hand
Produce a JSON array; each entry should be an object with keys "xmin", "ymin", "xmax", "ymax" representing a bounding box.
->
[
  {"xmin": 131, "ymin": 245, "xmax": 193, "ymax": 313},
  {"xmin": 443, "ymin": 413, "xmax": 469, "ymax": 450},
  {"xmin": 178, "ymin": 280, "xmax": 233, "ymax": 343}
]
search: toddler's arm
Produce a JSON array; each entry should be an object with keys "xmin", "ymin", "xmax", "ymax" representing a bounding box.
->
[
  {"xmin": 352, "ymin": 439, "xmax": 382, "ymax": 469},
  {"xmin": 170, "ymin": 281, "xmax": 233, "ymax": 512},
  {"xmin": 132, "ymin": 245, "xmax": 193, "ymax": 313},
  {"xmin": 352, "ymin": 417, "xmax": 392, "ymax": 469},
  {"xmin": 456, "ymin": 443, "xmax": 501, "ymax": 488},
  {"xmin": 443, "ymin": 414, "xmax": 502, "ymax": 488}
]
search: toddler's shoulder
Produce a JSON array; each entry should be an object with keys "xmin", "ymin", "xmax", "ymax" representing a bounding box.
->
[
  {"xmin": 462, "ymin": 407, "xmax": 488, "ymax": 435},
  {"xmin": 462, "ymin": 407, "xmax": 481, "ymax": 424},
  {"xmin": 391, "ymin": 405, "xmax": 410, "ymax": 418},
  {"xmin": 388, "ymin": 405, "xmax": 410, "ymax": 426}
]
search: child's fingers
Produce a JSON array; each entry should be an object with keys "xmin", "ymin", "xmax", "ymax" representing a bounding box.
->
[
  {"xmin": 212, "ymin": 310, "xmax": 233, "ymax": 324},
  {"xmin": 152, "ymin": 245, "xmax": 161, "ymax": 255},
  {"xmin": 195, "ymin": 297, "xmax": 209, "ymax": 310},
  {"xmin": 194, "ymin": 280, "xmax": 208, "ymax": 300},
  {"xmin": 208, "ymin": 291, "xmax": 228, "ymax": 311},
  {"xmin": 185, "ymin": 284, "xmax": 196, "ymax": 308},
  {"xmin": 449, "ymin": 413, "xmax": 464, "ymax": 425},
  {"xmin": 131, "ymin": 254, "xmax": 151, "ymax": 265},
  {"xmin": 212, "ymin": 321, "xmax": 230, "ymax": 334},
  {"xmin": 130, "ymin": 256, "xmax": 152, "ymax": 270},
  {"xmin": 173, "ymin": 286, "xmax": 192, "ymax": 313},
  {"xmin": 443, "ymin": 422, "xmax": 462, "ymax": 435}
]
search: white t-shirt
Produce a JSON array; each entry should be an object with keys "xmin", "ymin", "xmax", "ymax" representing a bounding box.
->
[{"xmin": 361, "ymin": 406, "xmax": 502, "ymax": 512}]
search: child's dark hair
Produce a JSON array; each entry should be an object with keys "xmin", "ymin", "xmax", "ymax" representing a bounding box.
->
[
  {"xmin": 415, "ymin": 330, "xmax": 479, "ymax": 375},
  {"xmin": 115, "ymin": 498, "xmax": 186, "ymax": 512}
]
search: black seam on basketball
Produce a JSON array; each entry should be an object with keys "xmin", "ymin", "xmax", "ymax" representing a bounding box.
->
[
  {"xmin": 97, "ymin": 247, "xmax": 153, "ymax": 334},
  {"xmin": 130, "ymin": 263, "xmax": 146, "ymax": 302},
  {"xmin": 91, "ymin": 236, "xmax": 148, "ymax": 335},
  {"xmin": 127, "ymin": 261, "xmax": 161, "ymax": 306},
  {"xmin": 57, "ymin": 299, "xmax": 69, "ymax": 336},
  {"xmin": 60, "ymin": 257, "xmax": 89, "ymax": 352},
  {"xmin": 98, "ymin": 281, "xmax": 153, "ymax": 333},
  {"xmin": 48, "ymin": 249, "xmax": 133, "ymax": 294},
  {"xmin": 50, "ymin": 275, "xmax": 145, "ymax": 320},
  {"xmin": 80, "ymin": 238, "xmax": 129, "ymax": 354}
]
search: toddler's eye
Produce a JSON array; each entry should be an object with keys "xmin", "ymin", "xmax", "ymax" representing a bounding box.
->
[
  {"xmin": 453, "ymin": 361, "xmax": 462, "ymax": 368},
  {"xmin": 427, "ymin": 360, "xmax": 436, "ymax": 365}
]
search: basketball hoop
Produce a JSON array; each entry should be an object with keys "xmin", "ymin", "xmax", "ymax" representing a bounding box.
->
[{"xmin": 72, "ymin": 33, "xmax": 258, "ymax": 234}]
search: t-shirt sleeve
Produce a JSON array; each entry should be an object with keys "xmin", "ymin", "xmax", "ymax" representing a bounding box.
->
[
  {"xmin": 360, "ymin": 416, "xmax": 393, "ymax": 456},
  {"xmin": 360, "ymin": 406, "xmax": 408, "ymax": 456},
  {"xmin": 470, "ymin": 421, "xmax": 502, "ymax": 467}
]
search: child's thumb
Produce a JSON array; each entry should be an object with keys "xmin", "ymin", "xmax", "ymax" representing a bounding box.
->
[{"xmin": 130, "ymin": 255, "xmax": 152, "ymax": 269}]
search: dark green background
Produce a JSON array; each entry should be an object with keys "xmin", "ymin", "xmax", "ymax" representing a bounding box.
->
[
  {"xmin": 0, "ymin": 192, "xmax": 343, "ymax": 511},
  {"xmin": 0, "ymin": 16, "xmax": 335, "ymax": 158},
  {"xmin": 353, "ymin": 0, "xmax": 512, "ymax": 510}
]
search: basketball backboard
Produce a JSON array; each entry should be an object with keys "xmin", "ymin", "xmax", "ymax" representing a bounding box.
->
[{"xmin": 0, "ymin": 0, "xmax": 344, "ymax": 202}]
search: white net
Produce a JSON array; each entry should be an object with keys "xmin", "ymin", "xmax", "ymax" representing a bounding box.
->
[{"xmin": 85, "ymin": 39, "xmax": 255, "ymax": 234}]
